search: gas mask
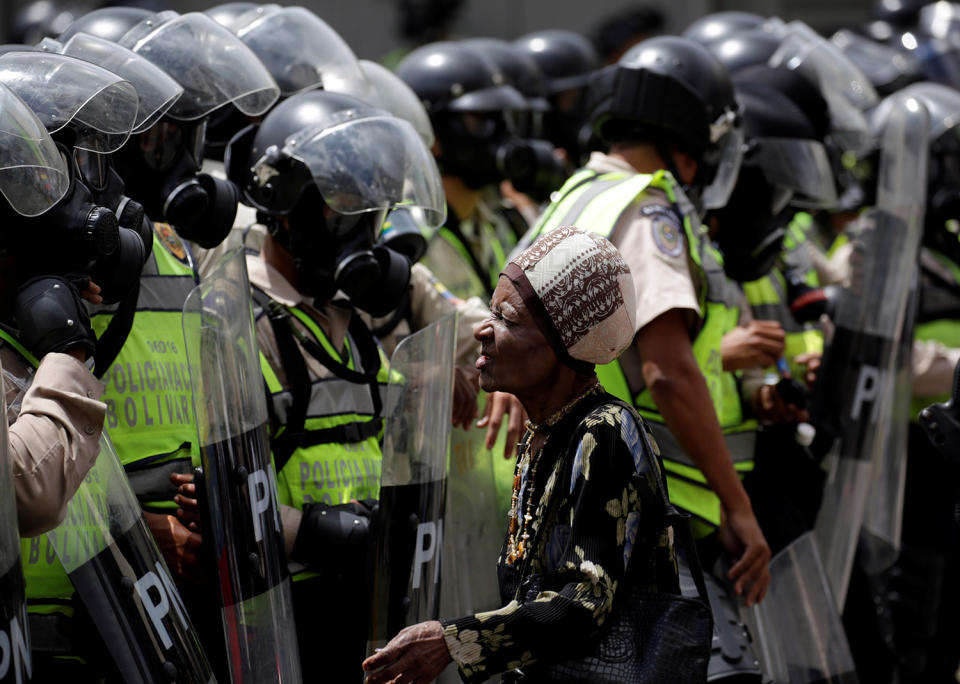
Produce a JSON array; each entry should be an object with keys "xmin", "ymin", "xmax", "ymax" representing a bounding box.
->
[
  {"xmin": 115, "ymin": 120, "xmax": 239, "ymax": 248},
  {"xmin": 75, "ymin": 149, "xmax": 152, "ymax": 262},
  {"xmin": 283, "ymin": 187, "xmax": 411, "ymax": 316},
  {"xmin": 1, "ymin": 152, "xmax": 146, "ymax": 304},
  {"xmin": 437, "ymin": 111, "xmax": 565, "ymax": 196}
]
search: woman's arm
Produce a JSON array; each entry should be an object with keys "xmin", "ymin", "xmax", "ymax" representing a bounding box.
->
[{"xmin": 363, "ymin": 405, "xmax": 670, "ymax": 684}]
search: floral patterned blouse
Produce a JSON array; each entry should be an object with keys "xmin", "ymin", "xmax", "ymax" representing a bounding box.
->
[{"xmin": 440, "ymin": 393, "xmax": 680, "ymax": 682}]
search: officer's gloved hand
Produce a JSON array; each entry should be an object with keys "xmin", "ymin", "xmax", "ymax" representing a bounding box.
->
[
  {"xmin": 291, "ymin": 499, "xmax": 377, "ymax": 573},
  {"xmin": 14, "ymin": 275, "xmax": 97, "ymax": 360}
]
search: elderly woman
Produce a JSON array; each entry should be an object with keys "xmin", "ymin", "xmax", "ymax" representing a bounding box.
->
[{"xmin": 362, "ymin": 227, "xmax": 686, "ymax": 683}]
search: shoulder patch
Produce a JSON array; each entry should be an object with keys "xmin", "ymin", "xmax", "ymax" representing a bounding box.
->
[
  {"xmin": 153, "ymin": 221, "xmax": 188, "ymax": 264},
  {"xmin": 641, "ymin": 204, "xmax": 684, "ymax": 258}
]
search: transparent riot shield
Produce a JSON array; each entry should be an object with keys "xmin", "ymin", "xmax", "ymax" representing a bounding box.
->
[
  {"xmin": 744, "ymin": 532, "xmax": 858, "ymax": 684},
  {"xmin": 46, "ymin": 431, "xmax": 213, "ymax": 683},
  {"xmin": 367, "ymin": 312, "xmax": 457, "ymax": 654},
  {"xmin": 0, "ymin": 363, "xmax": 31, "ymax": 683},
  {"xmin": 182, "ymin": 248, "xmax": 301, "ymax": 684},
  {"xmin": 440, "ymin": 392, "xmax": 506, "ymax": 618},
  {"xmin": 811, "ymin": 94, "xmax": 929, "ymax": 609},
  {"xmin": 859, "ymin": 272, "xmax": 918, "ymax": 574}
]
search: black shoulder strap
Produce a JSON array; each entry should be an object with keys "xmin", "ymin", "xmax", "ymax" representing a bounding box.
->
[
  {"xmin": 252, "ymin": 287, "xmax": 311, "ymax": 472},
  {"xmin": 252, "ymin": 288, "xmax": 384, "ymax": 473},
  {"xmin": 93, "ymin": 278, "xmax": 140, "ymax": 379}
]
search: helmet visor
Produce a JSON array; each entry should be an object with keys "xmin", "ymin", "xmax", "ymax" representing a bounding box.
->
[
  {"xmin": 120, "ymin": 11, "xmax": 280, "ymax": 120},
  {"xmin": 0, "ymin": 83, "xmax": 69, "ymax": 216},
  {"xmin": 702, "ymin": 126, "xmax": 744, "ymax": 210},
  {"xmin": 232, "ymin": 5, "xmax": 365, "ymax": 98},
  {"xmin": 282, "ymin": 114, "xmax": 445, "ymax": 227},
  {"xmin": 830, "ymin": 29, "xmax": 920, "ymax": 93},
  {"xmin": 43, "ymin": 33, "xmax": 184, "ymax": 134},
  {"xmin": 770, "ymin": 22, "xmax": 878, "ymax": 112},
  {"xmin": 0, "ymin": 51, "xmax": 138, "ymax": 153},
  {"xmin": 751, "ymin": 137, "xmax": 837, "ymax": 208},
  {"xmin": 359, "ymin": 60, "xmax": 435, "ymax": 148}
]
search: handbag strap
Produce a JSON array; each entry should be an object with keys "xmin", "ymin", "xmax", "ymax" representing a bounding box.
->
[{"xmin": 605, "ymin": 399, "xmax": 712, "ymax": 609}]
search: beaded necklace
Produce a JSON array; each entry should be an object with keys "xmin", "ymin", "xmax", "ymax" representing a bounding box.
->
[{"xmin": 505, "ymin": 381, "xmax": 601, "ymax": 565}]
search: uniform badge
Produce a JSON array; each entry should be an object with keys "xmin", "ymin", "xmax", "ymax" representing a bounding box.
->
[
  {"xmin": 642, "ymin": 204, "xmax": 684, "ymax": 258},
  {"xmin": 154, "ymin": 221, "xmax": 188, "ymax": 263}
]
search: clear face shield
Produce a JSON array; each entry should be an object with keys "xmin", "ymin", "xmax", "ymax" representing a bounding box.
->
[
  {"xmin": 230, "ymin": 4, "xmax": 368, "ymax": 98},
  {"xmin": 751, "ymin": 137, "xmax": 838, "ymax": 209},
  {"xmin": 119, "ymin": 10, "xmax": 280, "ymax": 120},
  {"xmin": 0, "ymin": 51, "xmax": 138, "ymax": 153},
  {"xmin": 770, "ymin": 21, "xmax": 879, "ymax": 158},
  {"xmin": 275, "ymin": 112, "xmax": 446, "ymax": 229},
  {"xmin": 358, "ymin": 59, "xmax": 435, "ymax": 148},
  {"xmin": 702, "ymin": 110, "xmax": 744, "ymax": 211},
  {"xmin": 0, "ymin": 83, "xmax": 70, "ymax": 217},
  {"xmin": 39, "ymin": 33, "xmax": 184, "ymax": 134}
]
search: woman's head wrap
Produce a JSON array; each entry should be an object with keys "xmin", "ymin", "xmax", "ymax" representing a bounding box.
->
[{"xmin": 502, "ymin": 225, "xmax": 637, "ymax": 373}]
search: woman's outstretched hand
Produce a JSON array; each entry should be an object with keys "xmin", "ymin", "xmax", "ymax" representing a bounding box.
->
[{"xmin": 362, "ymin": 620, "xmax": 451, "ymax": 684}]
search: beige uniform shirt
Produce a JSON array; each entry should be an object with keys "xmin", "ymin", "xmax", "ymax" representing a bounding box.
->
[
  {"xmin": 580, "ymin": 153, "xmax": 702, "ymax": 392},
  {"xmin": 3, "ymin": 351, "xmax": 105, "ymax": 537}
]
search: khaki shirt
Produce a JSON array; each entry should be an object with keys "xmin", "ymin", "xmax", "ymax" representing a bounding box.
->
[
  {"xmin": 372, "ymin": 263, "xmax": 489, "ymax": 366},
  {"xmin": 580, "ymin": 152, "xmax": 703, "ymax": 393},
  {"xmin": 3, "ymin": 351, "xmax": 105, "ymax": 537}
]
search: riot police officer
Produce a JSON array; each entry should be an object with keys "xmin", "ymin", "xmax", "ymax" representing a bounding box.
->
[
  {"xmin": 225, "ymin": 88, "xmax": 445, "ymax": 681},
  {"xmin": 526, "ymin": 35, "xmax": 771, "ymax": 603},
  {"xmin": 0, "ymin": 82, "xmax": 106, "ymax": 538},
  {"xmin": 513, "ymin": 29, "xmax": 599, "ymax": 166}
]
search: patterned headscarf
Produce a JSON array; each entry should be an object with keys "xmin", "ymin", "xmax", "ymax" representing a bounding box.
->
[{"xmin": 501, "ymin": 226, "xmax": 637, "ymax": 373}]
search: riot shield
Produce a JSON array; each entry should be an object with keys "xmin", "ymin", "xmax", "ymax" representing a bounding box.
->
[
  {"xmin": 367, "ymin": 312, "xmax": 457, "ymax": 654},
  {"xmin": 46, "ymin": 431, "xmax": 213, "ymax": 683},
  {"xmin": 859, "ymin": 272, "xmax": 918, "ymax": 574},
  {"xmin": 182, "ymin": 248, "xmax": 301, "ymax": 683},
  {"xmin": 0, "ymin": 362, "xmax": 30, "ymax": 683},
  {"xmin": 440, "ymin": 392, "xmax": 506, "ymax": 618},
  {"xmin": 744, "ymin": 532, "xmax": 858, "ymax": 684},
  {"xmin": 810, "ymin": 93, "xmax": 929, "ymax": 609}
]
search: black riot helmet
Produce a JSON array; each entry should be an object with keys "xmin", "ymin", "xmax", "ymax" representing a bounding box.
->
[
  {"xmin": 589, "ymin": 35, "xmax": 743, "ymax": 212},
  {"xmin": 397, "ymin": 41, "xmax": 545, "ymax": 192},
  {"xmin": 224, "ymin": 90, "xmax": 445, "ymax": 314},
  {"xmin": 682, "ymin": 11, "xmax": 767, "ymax": 47},
  {"xmin": 711, "ymin": 74, "xmax": 837, "ymax": 283},
  {"xmin": 513, "ymin": 30, "xmax": 599, "ymax": 162},
  {"xmin": 707, "ymin": 29, "xmax": 782, "ymax": 75}
]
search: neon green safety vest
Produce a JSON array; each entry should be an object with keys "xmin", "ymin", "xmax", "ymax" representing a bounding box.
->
[
  {"xmin": 89, "ymin": 223, "xmax": 200, "ymax": 512},
  {"xmin": 256, "ymin": 301, "xmax": 390, "ymax": 510},
  {"xmin": 913, "ymin": 248, "xmax": 960, "ymax": 418},
  {"xmin": 423, "ymin": 208, "xmax": 516, "ymax": 300},
  {"xmin": 530, "ymin": 167, "xmax": 755, "ymax": 528},
  {"xmin": 742, "ymin": 216, "xmax": 824, "ymax": 379}
]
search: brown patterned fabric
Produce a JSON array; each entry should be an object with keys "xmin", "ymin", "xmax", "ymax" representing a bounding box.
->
[{"xmin": 503, "ymin": 226, "xmax": 637, "ymax": 366}]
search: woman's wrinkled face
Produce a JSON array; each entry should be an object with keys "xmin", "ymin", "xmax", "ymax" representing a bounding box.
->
[{"xmin": 474, "ymin": 277, "xmax": 560, "ymax": 396}]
